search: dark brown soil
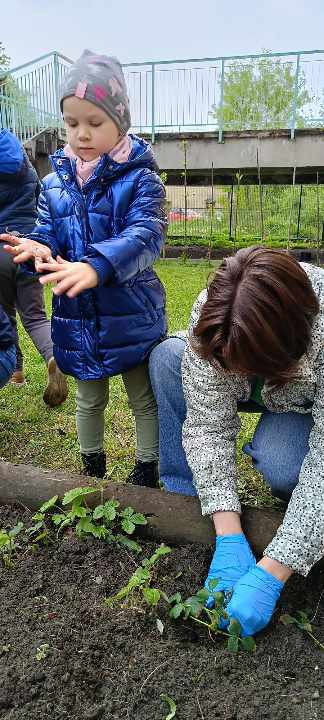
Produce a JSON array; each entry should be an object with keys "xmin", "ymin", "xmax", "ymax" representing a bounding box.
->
[{"xmin": 0, "ymin": 504, "xmax": 324, "ymax": 720}]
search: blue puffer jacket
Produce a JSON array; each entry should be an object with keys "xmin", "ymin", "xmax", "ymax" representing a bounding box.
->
[
  {"xmin": 30, "ymin": 135, "xmax": 167, "ymax": 380},
  {"xmin": 0, "ymin": 304, "xmax": 14, "ymax": 349},
  {"xmin": 0, "ymin": 130, "xmax": 40, "ymax": 235}
]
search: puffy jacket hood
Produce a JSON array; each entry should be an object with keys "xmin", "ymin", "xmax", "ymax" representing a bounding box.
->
[{"xmin": 0, "ymin": 130, "xmax": 23, "ymax": 176}]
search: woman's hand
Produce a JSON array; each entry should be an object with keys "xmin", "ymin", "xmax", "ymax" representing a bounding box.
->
[
  {"xmin": 37, "ymin": 256, "xmax": 99, "ymax": 298},
  {"xmin": 205, "ymin": 533, "xmax": 256, "ymax": 608},
  {"xmin": 0, "ymin": 233, "xmax": 53, "ymax": 266},
  {"xmin": 219, "ymin": 565, "xmax": 284, "ymax": 637}
]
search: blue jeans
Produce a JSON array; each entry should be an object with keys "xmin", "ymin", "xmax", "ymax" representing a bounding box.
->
[
  {"xmin": 149, "ymin": 337, "xmax": 314, "ymax": 501},
  {"xmin": 0, "ymin": 345, "xmax": 16, "ymax": 389}
]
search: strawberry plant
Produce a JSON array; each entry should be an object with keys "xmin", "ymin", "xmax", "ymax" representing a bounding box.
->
[
  {"xmin": 280, "ymin": 610, "xmax": 324, "ymax": 651},
  {"xmin": 106, "ymin": 550, "xmax": 256, "ymax": 653}
]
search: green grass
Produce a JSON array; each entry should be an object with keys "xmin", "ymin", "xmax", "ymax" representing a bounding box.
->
[{"xmin": 0, "ymin": 259, "xmax": 279, "ymax": 508}]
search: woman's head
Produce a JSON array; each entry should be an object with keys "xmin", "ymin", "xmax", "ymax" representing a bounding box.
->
[
  {"xmin": 60, "ymin": 50, "xmax": 131, "ymax": 160},
  {"xmin": 193, "ymin": 246, "xmax": 319, "ymax": 386}
]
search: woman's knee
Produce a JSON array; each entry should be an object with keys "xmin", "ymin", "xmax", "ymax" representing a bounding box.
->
[
  {"xmin": 244, "ymin": 411, "xmax": 313, "ymax": 499},
  {"xmin": 149, "ymin": 337, "xmax": 186, "ymax": 388}
]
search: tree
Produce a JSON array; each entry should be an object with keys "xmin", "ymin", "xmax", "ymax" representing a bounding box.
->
[
  {"xmin": 0, "ymin": 41, "xmax": 10, "ymax": 73},
  {"xmin": 212, "ymin": 52, "xmax": 310, "ymax": 131}
]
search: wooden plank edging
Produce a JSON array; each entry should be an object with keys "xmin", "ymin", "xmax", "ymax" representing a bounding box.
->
[{"xmin": 0, "ymin": 461, "xmax": 284, "ymax": 555}]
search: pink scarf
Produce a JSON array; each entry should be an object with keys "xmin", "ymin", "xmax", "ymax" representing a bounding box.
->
[{"xmin": 64, "ymin": 135, "xmax": 132, "ymax": 187}]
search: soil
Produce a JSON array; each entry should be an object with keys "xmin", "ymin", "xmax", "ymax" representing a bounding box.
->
[{"xmin": 0, "ymin": 504, "xmax": 324, "ymax": 720}]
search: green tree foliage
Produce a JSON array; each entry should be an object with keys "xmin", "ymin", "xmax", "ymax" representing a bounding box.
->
[
  {"xmin": 0, "ymin": 42, "xmax": 10, "ymax": 72},
  {"xmin": 212, "ymin": 52, "xmax": 310, "ymax": 130}
]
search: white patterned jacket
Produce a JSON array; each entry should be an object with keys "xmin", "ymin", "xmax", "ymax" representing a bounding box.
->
[{"xmin": 181, "ymin": 263, "xmax": 324, "ymax": 576}]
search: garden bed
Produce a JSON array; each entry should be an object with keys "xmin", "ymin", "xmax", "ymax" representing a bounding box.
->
[{"xmin": 1, "ymin": 502, "xmax": 324, "ymax": 720}]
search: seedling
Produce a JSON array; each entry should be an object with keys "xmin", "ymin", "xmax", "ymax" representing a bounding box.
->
[
  {"xmin": 0, "ymin": 522, "xmax": 24, "ymax": 567},
  {"xmin": 280, "ymin": 610, "xmax": 324, "ymax": 651},
  {"xmin": 38, "ymin": 487, "xmax": 148, "ymax": 553},
  {"xmin": 107, "ymin": 552, "xmax": 256, "ymax": 653},
  {"xmin": 165, "ymin": 580, "xmax": 256, "ymax": 653},
  {"xmin": 35, "ymin": 643, "xmax": 49, "ymax": 661},
  {"xmin": 161, "ymin": 694, "xmax": 177, "ymax": 719},
  {"xmin": 106, "ymin": 544, "xmax": 172, "ymax": 608}
]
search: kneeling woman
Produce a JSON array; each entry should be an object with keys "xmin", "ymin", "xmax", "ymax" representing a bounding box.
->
[{"xmin": 150, "ymin": 246, "xmax": 324, "ymax": 636}]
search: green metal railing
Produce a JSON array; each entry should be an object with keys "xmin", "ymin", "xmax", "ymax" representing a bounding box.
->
[{"xmin": 1, "ymin": 49, "xmax": 324, "ymax": 143}]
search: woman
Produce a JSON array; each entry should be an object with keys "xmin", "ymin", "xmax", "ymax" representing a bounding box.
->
[{"xmin": 149, "ymin": 246, "xmax": 324, "ymax": 637}]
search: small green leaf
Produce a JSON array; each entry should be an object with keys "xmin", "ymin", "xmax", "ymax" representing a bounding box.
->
[
  {"xmin": 147, "ymin": 544, "xmax": 171, "ymax": 566},
  {"xmin": 32, "ymin": 512, "xmax": 45, "ymax": 522},
  {"xmin": 195, "ymin": 588, "xmax": 210, "ymax": 603},
  {"xmin": 130, "ymin": 512, "xmax": 147, "ymax": 526},
  {"xmin": 169, "ymin": 603, "xmax": 184, "ymax": 620},
  {"xmin": 8, "ymin": 522, "xmax": 24, "ymax": 539},
  {"xmin": 168, "ymin": 592, "xmax": 182, "ymax": 605},
  {"xmin": 280, "ymin": 613, "xmax": 297, "ymax": 626},
  {"xmin": 62, "ymin": 486, "xmax": 97, "ymax": 506},
  {"xmin": 227, "ymin": 635, "xmax": 239, "ymax": 653},
  {"xmin": 142, "ymin": 587, "xmax": 161, "ymax": 607},
  {"xmin": 92, "ymin": 505, "xmax": 105, "ymax": 519},
  {"xmin": 241, "ymin": 636, "xmax": 256, "ymax": 652},
  {"xmin": 207, "ymin": 577, "xmax": 220, "ymax": 591},
  {"xmin": 161, "ymin": 693, "xmax": 177, "ymax": 720},
  {"xmin": 51, "ymin": 513, "xmax": 66, "ymax": 526},
  {"xmin": 0, "ymin": 531, "xmax": 10, "ymax": 548},
  {"xmin": 183, "ymin": 595, "xmax": 204, "ymax": 618},
  {"xmin": 116, "ymin": 534, "xmax": 142, "ymax": 553},
  {"xmin": 228, "ymin": 619, "xmax": 241, "ymax": 637},
  {"xmin": 75, "ymin": 518, "xmax": 98, "ymax": 536},
  {"xmin": 38, "ymin": 495, "xmax": 58, "ymax": 514},
  {"xmin": 121, "ymin": 518, "xmax": 135, "ymax": 535}
]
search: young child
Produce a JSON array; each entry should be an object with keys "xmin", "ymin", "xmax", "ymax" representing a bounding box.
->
[
  {"xmin": 0, "ymin": 129, "xmax": 68, "ymax": 406},
  {"xmin": 0, "ymin": 303, "xmax": 16, "ymax": 389},
  {"xmin": 1, "ymin": 50, "xmax": 167, "ymax": 485}
]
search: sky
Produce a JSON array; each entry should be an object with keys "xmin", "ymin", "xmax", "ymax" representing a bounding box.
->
[{"xmin": 2, "ymin": 0, "xmax": 324, "ymax": 69}]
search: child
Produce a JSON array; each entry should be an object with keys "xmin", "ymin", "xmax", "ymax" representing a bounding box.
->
[
  {"xmin": 0, "ymin": 303, "xmax": 16, "ymax": 388},
  {"xmin": 1, "ymin": 50, "xmax": 167, "ymax": 485},
  {"xmin": 0, "ymin": 129, "xmax": 68, "ymax": 405}
]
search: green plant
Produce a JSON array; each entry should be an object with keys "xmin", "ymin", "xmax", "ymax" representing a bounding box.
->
[
  {"xmin": 0, "ymin": 522, "xmax": 24, "ymax": 567},
  {"xmin": 280, "ymin": 610, "xmax": 324, "ymax": 651},
  {"xmin": 161, "ymin": 694, "xmax": 177, "ymax": 719},
  {"xmin": 165, "ymin": 580, "xmax": 256, "ymax": 653},
  {"xmin": 43, "ymin": 487, "xmax": 147, "ymax": 553},
  {"xmin": 107, "ymin": 549, "xmax": 256, "ymax": 653},
  {"xmin": 35, "ymin": 643, "xmax": 49, "ymax": 661},
  {"xmin": 106, "ymin": 544, "xmax": 172, "ymax": 608}
]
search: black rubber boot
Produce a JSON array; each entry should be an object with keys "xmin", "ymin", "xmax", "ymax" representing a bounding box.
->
[
  {"xmin": 81, "ymin": 451, "xmax": 106, "ymax": 479},
  {"xmin": 127, "ymin": 460, "xmax": 159, "ymax": 489}
]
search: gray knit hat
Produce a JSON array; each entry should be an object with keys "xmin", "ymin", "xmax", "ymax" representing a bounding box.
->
[{"xmin": 60, "ymin": 49, "xmax": 131, "ymax": 135}]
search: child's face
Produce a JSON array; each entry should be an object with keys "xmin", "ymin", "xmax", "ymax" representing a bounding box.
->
[{"xmin": 63, "ymin": 96, "xmax": 120, "ymax": 160}]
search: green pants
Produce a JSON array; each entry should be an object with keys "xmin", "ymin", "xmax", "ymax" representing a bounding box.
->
[{"xmin": 76, "ymin": 361, "xmax": 158, "ymax": 462}]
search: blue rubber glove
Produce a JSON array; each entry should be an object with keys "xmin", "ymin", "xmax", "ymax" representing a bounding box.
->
[
  {"xmin": 205, "ymin": 533, "xmax": 256, "ymax": 608},
  {"xmin": 221, "ymin": 565, "xmax": 284, "ymax": 637}
]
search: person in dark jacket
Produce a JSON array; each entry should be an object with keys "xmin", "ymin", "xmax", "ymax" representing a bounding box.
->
[
  {"xmin": 0, "ymin": 129, "xmax": 68, "ymax": 406},
  {"xmin": 1, "ymin": 50, "xmax": 167, "ymax": 485},
  {"xmin": 0, "ymin": 304, "xmax": 16, "ymax": 388}
]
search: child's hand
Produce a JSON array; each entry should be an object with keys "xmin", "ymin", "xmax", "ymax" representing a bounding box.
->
[
  {"xmin": 38, "ymin": 256, "xmax": 99, "ymax": 298},
  {"xmin": 0, "ymin": 233, "xmax": 53, "ymax": 266}
]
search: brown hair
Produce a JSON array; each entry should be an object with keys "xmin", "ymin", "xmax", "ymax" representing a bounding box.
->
[{"xmin": 192, "ymin": 246, "xmax": 319, "ymax": 387}]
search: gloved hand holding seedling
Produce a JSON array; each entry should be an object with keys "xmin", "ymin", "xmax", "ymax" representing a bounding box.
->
[{"xmin": 204, "ymin": 533, "xmax": 256, "ymax": 608}]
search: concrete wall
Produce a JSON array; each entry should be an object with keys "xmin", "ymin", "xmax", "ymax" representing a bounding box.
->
[{"xmin": 143, "ymin": 129, "xmax": 324, "ymax": 184}]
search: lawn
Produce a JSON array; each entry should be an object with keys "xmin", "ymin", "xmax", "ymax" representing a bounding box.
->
[{"xmin": 0, "ymin": 259, "xmax": 278, "ymax": 508}]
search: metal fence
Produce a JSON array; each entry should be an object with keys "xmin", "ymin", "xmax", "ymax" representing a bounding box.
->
[
  {"xmin": 1, "ymin": 49, "xmax": 324, "ymax": 143},
  {"xmin": 165, "ymin": 183, "xmax": 324, "ymax": 248}
]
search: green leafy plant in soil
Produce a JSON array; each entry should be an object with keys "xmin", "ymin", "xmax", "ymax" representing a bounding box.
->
[
  {"xmin": 280, "ymin": 610, "xmax": 324, "ymax": 651},
  {"xmin": 0, "ymin": 486, "xmax": 147, "ymax": 566},
  {"xmin": 107, "ymin": 547, "xmax": 256, "ymax": 653},
  {"xmin": 161, "ymin": 693, "xmax": 177, "ymax": 719}
]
